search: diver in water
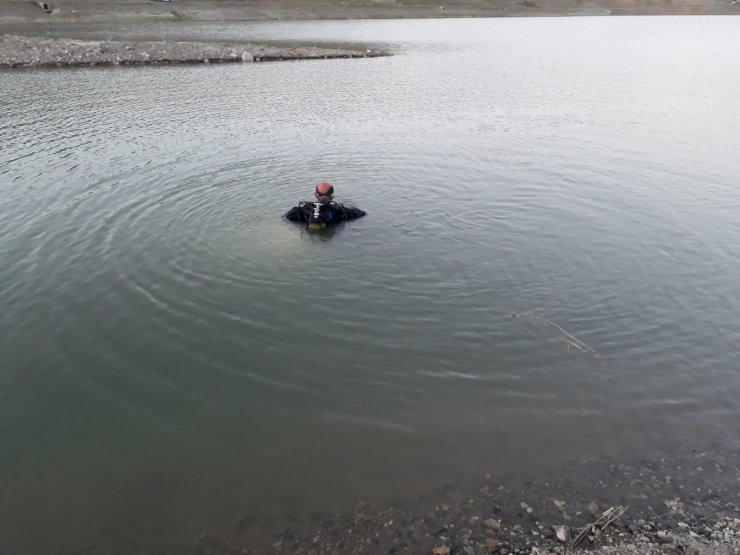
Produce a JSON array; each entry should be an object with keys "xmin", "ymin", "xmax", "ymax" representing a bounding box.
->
[{"xmin": 284, "ymin": 182, "xmax": 366, "ymax": 230}]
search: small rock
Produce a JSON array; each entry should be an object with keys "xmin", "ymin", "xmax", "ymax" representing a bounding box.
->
[
  {"xmin": 587, "ymin": 501, "xmax": 599, "ymax": 515},
  {"xmin": 484, "ymin": 519, "xmax": 501, "ymax": 531},
  {"xmin": 432, "ymin": 547, "xmax": 450, "ymax": 555},
  {"xmin": 664, "ymin": 498, "xmax": 682, "ymax": 511},
  {"xmin": 241, "ymin": 51, "xmax": 254, "ymax": 62},
  {"xmin": 553, "ymin": 499, "xmax": 565, "ymax": 509},
  {"xmin": 678, "ymin": 522, "xmax": 689, "ymax": 529},
  {"xmin": 484, "ymin": 538, "xmax": 500, "ymax": 550},
  {"xmin": 553, "ymin": 525, "xmax": 569, "ymax": 542}
]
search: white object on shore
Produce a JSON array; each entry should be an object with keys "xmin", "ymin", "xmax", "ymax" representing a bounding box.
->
[
  {"xmin": 553, "ymin": 525, "xmax": 569, "ymax": 542},
  {"xmin": 241, "ymin": 51, "xmax": 254, "ymax": 62}
]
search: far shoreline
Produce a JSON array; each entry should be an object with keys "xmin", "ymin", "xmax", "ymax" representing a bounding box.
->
[
  {"xmin": 0, "ymin": 0, "xmax": 738, "ymax": 25},
  {"xmin": 0, "ymin": 33, "xmax": 387, "ymax": 68},
  {"xmin": 2, "ymin": 0, "xmax": 737, "ymax": 68}
]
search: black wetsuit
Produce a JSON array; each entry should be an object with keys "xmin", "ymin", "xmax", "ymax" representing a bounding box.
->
[{"xmin": 284, "ymin": 201, "xmax": 366, "ymax": 228}]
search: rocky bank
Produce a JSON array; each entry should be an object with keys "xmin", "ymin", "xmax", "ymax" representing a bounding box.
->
[
  {"xmin": 0, "ymin": 33, "xmax": 387, "ymax": 67},
  {"xmin": 223, "ymin": 445, "xmax": 739, "ymax": 555},
  {"xmin": 89, "ymin": 443, "xmax": 737, "ymax": 555}
]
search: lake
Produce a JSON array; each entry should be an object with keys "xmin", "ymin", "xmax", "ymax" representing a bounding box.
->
[{"xmin": 1, "ymin": 15, "xmax": 739, "ymax": 554}]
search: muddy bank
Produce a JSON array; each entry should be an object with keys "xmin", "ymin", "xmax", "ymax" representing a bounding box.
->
[{"xmin": 0, "ymin": 34, "xmax": 386, "ymax": 67}]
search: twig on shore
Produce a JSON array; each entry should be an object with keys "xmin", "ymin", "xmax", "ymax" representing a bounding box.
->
[
  {"xmin": 571, "ymin": 505, "xmax": 627, "ymax": 548},
  {"xmin": 511, "ymin": 310, "xmax": 602, "ymax": 361}
]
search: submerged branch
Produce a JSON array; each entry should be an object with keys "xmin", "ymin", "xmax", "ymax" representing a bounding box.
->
[{"xmin": 511, "ymin": 310, "xmax": 602, "ymax": 361}]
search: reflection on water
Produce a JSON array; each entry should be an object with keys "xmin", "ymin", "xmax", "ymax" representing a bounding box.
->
[{"xmin": 1, "ymin": 15, "xmax": 740, "ymax": 554}]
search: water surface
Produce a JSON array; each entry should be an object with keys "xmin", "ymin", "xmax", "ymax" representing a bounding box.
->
[{"xmin": 1, "ymin": 16, "xmax": 739, "ymax": 554}]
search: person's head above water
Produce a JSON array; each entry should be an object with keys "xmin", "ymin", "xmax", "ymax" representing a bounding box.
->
[{"xmin": 315, "ymin": 181, "xmax": 335, "ymax": 203}]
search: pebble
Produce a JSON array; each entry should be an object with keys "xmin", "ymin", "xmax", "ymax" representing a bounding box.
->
[
  {"xmin": 553, "ymin": 525, "xmax": 568, "ymax": 542},
  {"xmin": 484, "ymin": 518, "xmax": 501, "ymax": 530},
  {"xmin": 484, "ymin": 537, "xmax": 500, "ymax": 549}
]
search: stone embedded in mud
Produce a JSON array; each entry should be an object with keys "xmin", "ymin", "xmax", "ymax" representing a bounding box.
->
[{"xmin": 431, "ymin": 546, "xmax": 450, "ymax": 555}]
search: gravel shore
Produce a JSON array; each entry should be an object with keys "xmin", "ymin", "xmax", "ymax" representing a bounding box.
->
[
  {"xmin": 0, "ymin": 33, "xmax": 386, "ymax": 67},
  {"xmin": 126, "ymin": 443, "xmax": 739, "ymax": 554},
  {"xmin": 8, "ymin": 444, "xmax": 736, "ymax": 555}
]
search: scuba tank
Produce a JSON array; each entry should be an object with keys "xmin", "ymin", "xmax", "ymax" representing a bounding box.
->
[
  {"xmin": 306, "ymin": 199, "xmax": 338, "ymax": 231},
  {"xmin": 307, "ymin": 201, "xmax": 325, "ymax": 231}
]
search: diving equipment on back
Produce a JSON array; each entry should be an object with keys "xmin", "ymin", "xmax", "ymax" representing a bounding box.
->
[{"xmin": 284, "ymin": 181, "xmax": 366, "ymax": 230}]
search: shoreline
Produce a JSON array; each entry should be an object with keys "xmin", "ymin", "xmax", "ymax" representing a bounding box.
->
[
  {"xmin": 222, "ymin": 444, "xmax": 740, "ymax": 554},
  {"xmin": 0, "ymin": 34, "xmax": 387, "ymax": 67},
  {"xmin": 0, "ymin": 0, "xmax": 738, "ymax": 24},
  {"xmin": 205, "ymin": 444, "xmax": 740, "ymax": 555},
  {"xmin": 37, "ymin": 442, "xmax": 735, "ymax": 554},
  {"xmin": 1, "ymin": 0, "xmax": 736, "ymax": 68}
]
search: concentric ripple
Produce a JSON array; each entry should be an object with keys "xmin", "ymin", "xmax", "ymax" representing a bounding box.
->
[{"xmin": 2, "ymin": 16, "xmax": 740, "ymax": 555}]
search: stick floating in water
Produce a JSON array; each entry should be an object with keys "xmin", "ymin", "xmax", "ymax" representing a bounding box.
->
[{"xmin": 511, "ymin": 310, "xmax": 602, "ymax": 361}]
